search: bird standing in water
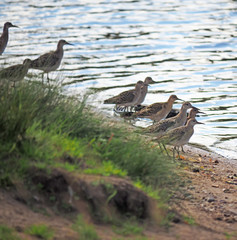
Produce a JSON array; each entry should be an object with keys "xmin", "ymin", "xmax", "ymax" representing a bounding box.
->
[
  {"xmin": 104, "ymin": 76, "xmax": 155, "ymax": 110},
  {"xmin": 117, "ymin": 81, "xmax": 144, "ymax": 111},
  {"xmin": 134, "ymin": 95, "xmax": 182, "ymax": 122},
  {"xmin": 135, "ymin": 77, "xmax": 155, "ymax": 107}
]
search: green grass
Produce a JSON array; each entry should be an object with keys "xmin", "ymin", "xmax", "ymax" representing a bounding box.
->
[
  {"xmin": 88, "ymin": 132, "xmax": 177, "ymax": 189},
  {"xmin": 72, "ymin": 215, "xmax": 100, "ymax": 240},
  {"xmin": 25, "ymin": 224, "xmax": 54, "ymax": 240},
  {"xmin": 112, "ymin": 217, "xmax": 144, "ymax": 237},
  {"xmin": 0, "ymin": 225, "xmax": 21, "ymax": 240},
  {"xmin": 225, "ymin": 232, "xmax": 237, "ymax": 240},
  {"xmin": 183, "ymin": 215, "xmax": 196, "ymax": 225},
  {"xmin": 0, "ymin": 77, "xmax": 180, "ymax": 224},
  {"xmin": 84, "ymin": 160, "xmax": 127, "ymax": 177}
]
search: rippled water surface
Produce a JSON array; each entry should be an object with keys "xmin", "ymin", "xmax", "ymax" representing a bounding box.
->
[{"xmin": 1, "ymin": 0, "xmax": 236, "ymax": 160}]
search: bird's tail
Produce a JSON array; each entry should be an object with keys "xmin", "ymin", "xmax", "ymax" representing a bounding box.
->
[{"xmin": 104, "ymin": 97, "xmax": 116, "ymax": 104}]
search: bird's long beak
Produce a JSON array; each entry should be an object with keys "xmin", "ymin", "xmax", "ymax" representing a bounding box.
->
[
  {"xmin": 177, "ymin": 98, "xmax": 184, "ymax": 102},
  {"xmin": 196, "ymin": 121, "xmax": 204, "ymax": 124},
  {"xmin": 150, "ymin": 78, "xmax": 156, "ymax": 84},
  {"xmin": 12, "ymin": 24, "xmax": 19, "ymax": 28},
  {"xmin": 65, "ymin": 41, "xmax": 73, "ymax": 45},
  {"xmin": 192, "ymin": 106, "xmax": 200, "ymax": 111},
  {"xmin": 197, "ymin": 110, "xmax": 205, "ymax": 114}
]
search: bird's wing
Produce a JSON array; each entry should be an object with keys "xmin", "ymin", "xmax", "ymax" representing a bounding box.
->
[
  {"xmin": 136, "ymin": 102, "xmax": 163, "ymax": 116},
  {"xmin": 0, "ymin": 64, "xmax": 22, "ymax": 79},
  {"xmin": 31, "ymin": 51, "xmax": 60, "ymax": 68},
  {"xmin": 149, "ymin": 119, "xmax": 175, "ymax": 133},
  {"xmin": 159, "ymin": 127, "xmax": 186, "ymax": 144},
  {"xmin": 104, "ymin": 89, "xmax": 135, "ymax": 104}
]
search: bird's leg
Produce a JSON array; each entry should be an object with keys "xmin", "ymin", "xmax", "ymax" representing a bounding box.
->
[
  {"xmin": 177, "ymin": 147, "xmax": 181, "ymax": 159},
  {"xmin": 157, "ymin": 141, "xmax": 164, "ymax": 151},
  {"xmin": 119, "ymin": 106, "xmax": 124, "ymax": 112},
  {"xmin": 116, "ymin": 105, "xmax": 126, "ymax": 112},
  {"xmin": 114, "ymin": 106, "xmax": 121, "ymax": 114},
  {"xmin": 41, "ymin": 72, "xmax": 44, "ymax": 84},
  {"xmin": 173, "ymin": 146, "xmax": 176, "ymax": 159},
  {"xmin": 130, "ymin": 105, "xmax": 135, "ymax": 112},
  {"xmin": 181, "ymin": 146, "xmax": 185, "ymax": 153},
  {"xmin": 47, "ymin": 73, "xmax": 50, "ymax": 83},
  {"xmin": 161, "ymin": 142, "xmax": 170, "ymax": 157}
]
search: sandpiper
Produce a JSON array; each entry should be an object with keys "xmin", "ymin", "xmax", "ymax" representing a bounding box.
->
[
  {"xmin": 145, "ymin": 102, "xmax": 198, "ymax": 137},
  {"xmin": 134, "ymin": 95, "xmax": 182, "ymax": 122},
  {"xmin": 0, "ymin": 58, "xmax": 32, "ymax": 87},
  {"xmin": 136, "ymin": 77, "xmax": 155, "ymax": 106},
  {"xmin": 158, "ymin": 118, "xmax": 204, "ymax": 158},
  {"xmin": 104, "ymin": 76, "xmax": 155, "ymax": 108},
  {"xmin": 0, "ymin": 22, "xmax": 18, "ymax": 55},
  {"xmin": 30, "ymin": 39, "xmax": 72, "ymax": 82},
  {"xmin": 186, "ymin": 107, "xmax": 205, "ymax": 124},
  {"xmin": 117, "ymin": 81, "xmax": 144, "ymax": 111}
]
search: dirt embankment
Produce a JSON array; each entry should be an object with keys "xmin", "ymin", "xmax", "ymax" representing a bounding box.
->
[{"xmin": 0, "ymin": 146, "xmax": 236, "ymax": 240}]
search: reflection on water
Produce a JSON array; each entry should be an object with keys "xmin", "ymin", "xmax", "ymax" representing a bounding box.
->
[{"xmin": 0, "ymin": 0, "xmax": 236, "ymax": 159}]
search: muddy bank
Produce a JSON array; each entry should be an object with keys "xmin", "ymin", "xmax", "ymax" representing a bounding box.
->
[
  {"xmin": 0, "ymin": 140, "xmax": 236, "ymax": 239},
  {"xmin": 169, "ymin": 144, "xmax": 237, "ymax": 239}
]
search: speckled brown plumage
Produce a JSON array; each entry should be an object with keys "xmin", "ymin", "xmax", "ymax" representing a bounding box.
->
[{"xmin": 134, "ymin": 95, "xmax": 181, "ymax": 121}]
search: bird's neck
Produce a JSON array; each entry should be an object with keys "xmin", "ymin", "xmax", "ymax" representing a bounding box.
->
[
  {"xmin": 188, "ymin": 112, "xmax": 195, "ymax": 119},
  {"xmin": 134, "ymin": 88, "xmax": 142, "ymax": 99},
  {"xmin": 56, "ymin": 44, "xmax": 64, "ymax": 55},
  {"xmin": 186, "ymin": 126, "xmax": 194, "ymax": 136},
  {"xmin": 1, "ymin": 27, "xmax": 9, "ymax": 39},
  {"xmin": 142, "ymin": 85, "xmax": 148, "ymax": 94},
  {"xmin": 166, "ymin": 99, "xmax": 174, "ymax": 110},
  {"xmin": 176, "ymin": 107, "xmax": 188, "ymax": 121},
  {"xmin": 186, "ymin": 122, "xmax": 195, "ymax": 131}
]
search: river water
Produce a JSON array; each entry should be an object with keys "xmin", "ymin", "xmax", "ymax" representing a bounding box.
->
[{"xmin": 0, "ymin": 0, "xmax": 236, "ymax": 160}]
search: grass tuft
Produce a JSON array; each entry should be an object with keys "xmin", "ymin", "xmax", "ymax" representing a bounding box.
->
[
  {"xmin": 25, "ymin": 224, "xmax": 54, "ymax": 240},
  {"xmin": 0, "ymin": 225, "xmax": 21, "ymax": 240},
  {"xmin": 72, "ymin": 215, "xmax": 100, "ymax": 240},
  {"xmin": 112, "ymin": 217, "xmax": 144, "ymax": 236}
]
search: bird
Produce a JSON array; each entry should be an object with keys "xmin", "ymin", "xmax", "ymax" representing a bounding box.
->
[
  {"xmin": 104, "ymin": 76, "xmax": 155, "ymax": 109},
  {"xmin": 135, "ymin": 77, "xmax": 155, "ymax": 107},
  {"xmin": 144, "ymin": 102, "xmax": 198, "ymax": 137},
  {"xmin": 116, "ymin": 81, "xmax": 144, "ymax": 111},
  {"xmin": 30, "ymin": 39, "xmax": 72, "ymax": 83},
  {"xmin": 158, "ymin": 118, "xmax": 204, "ymax": 159},
  {"xmin": 0, "ymin": 22, "xmax": 19, "ymax": 55},
  {"xmin": 0, "ymin": 58, "xmax": 32, "ymax": 87},
  {"xmin": 186, "ymin": 107, "xmax": 205, "ymax": 124},
  {"xmin": 133, "ymin": 95, "xmax": 182, "ymax": 122}
]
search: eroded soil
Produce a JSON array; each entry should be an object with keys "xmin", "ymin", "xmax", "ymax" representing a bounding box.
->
[{"xmin": 0, "ymin": 146, "xmax": 236, "ymax": 240}]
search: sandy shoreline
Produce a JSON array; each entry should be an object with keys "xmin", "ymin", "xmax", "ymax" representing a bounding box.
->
[
  {"xmin": 184, "ymin": 144, "xmax": 237, "ymax": 167},
  {"xmin": 167, "ymin": 144, "xmax": 237, "ymax": 239}
]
